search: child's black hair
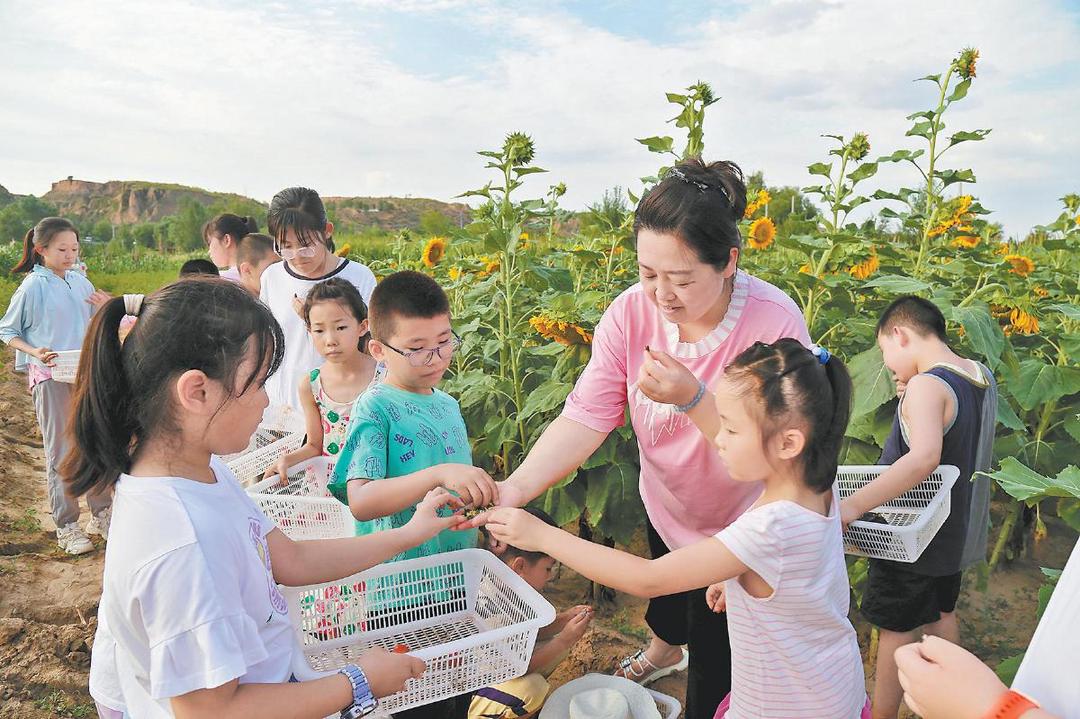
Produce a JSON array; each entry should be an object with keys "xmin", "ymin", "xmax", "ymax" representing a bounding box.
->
[
  {"xmin": 369, "ymin": 271, "xmax": 450, "ymax": 341},
  {"xmin": 62, "ymin": 277, "xmax": 285, "ymax": 496},
  {"xmin": 303, "ymin": 278, "xmax": 370, "ymax": 353},
  {"xmin": 633, "ymin": 158, "xmax": 748, "ymax": 272},
  {"xmin": 876, "ymin": 296, "xmax": 948, "ymax": 342},
  {"xmin": 725, "ymin": 338, "xmax": 853, "ymax": 493},
  {"xmin": 202, "ymin": 213, "xmax": 259, "ymax": 247},
  {"xmin": 236, "ymin": 233, "xmax": 277, "ymax": 268},
  {"xmin": 481, "ymin": 507, "xmax": 558, "ymax": 564},
  {"xmin": 267, "ymin": 187, "xmax": 335, "ymax": 254},
  {"xmin": 13, "ymin": 217, "xmax": 79, "ymax": 273},
  {"xmin": 179, "ymin": 258, "xmax": 221, "ymax": 277}
]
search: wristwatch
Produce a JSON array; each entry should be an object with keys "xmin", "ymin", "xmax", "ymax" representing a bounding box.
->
[{"xmin": 338, "ymin": 663, "xmax": 378, "ymax": 718}]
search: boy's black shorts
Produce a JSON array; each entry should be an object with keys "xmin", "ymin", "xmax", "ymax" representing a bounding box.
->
[{"xmin": 860, "ymin": 560, "xmax": 962, "ymax": 633}]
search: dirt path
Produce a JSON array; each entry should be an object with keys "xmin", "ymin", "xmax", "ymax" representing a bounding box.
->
[{"xmin": 0, "ymin": 345, "xmax": 1073, "ymax": 718}]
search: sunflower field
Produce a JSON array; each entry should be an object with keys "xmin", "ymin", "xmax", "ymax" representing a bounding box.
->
[{"xmin": 354, "ymin": 49, "xmax": 1080, "ymax": 612}]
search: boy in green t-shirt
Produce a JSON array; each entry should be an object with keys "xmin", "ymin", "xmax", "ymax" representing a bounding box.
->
[{"xmin": 328, "ymin": 270, "xmax": 496, "ymax": 564}]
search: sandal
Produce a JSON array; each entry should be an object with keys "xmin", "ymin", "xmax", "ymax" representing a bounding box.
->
[{"xmin": 614, "ymin": 647, "xmax": 689, "ymax": 686}]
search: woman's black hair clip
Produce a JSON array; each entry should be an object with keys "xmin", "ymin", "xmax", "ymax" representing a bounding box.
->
[{"xmin": 664, "ymin": 166, "xmax": 733, "ymax": 206}]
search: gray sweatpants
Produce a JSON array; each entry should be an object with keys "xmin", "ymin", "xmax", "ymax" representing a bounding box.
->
[{"xmin": 32, "ymin": 379, "xmax": 111, "ymax": 527}]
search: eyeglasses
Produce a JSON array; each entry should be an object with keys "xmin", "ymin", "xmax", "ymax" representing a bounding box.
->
[
  {"xmin": 380, "ymin": 332, "xmax": 462, "ymax": 367},
  {"xmin": 279, "ymin": 245, "xmax": 318, "ymax": 262}
]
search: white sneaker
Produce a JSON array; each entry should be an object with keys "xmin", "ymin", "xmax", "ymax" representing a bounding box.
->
[
  {"xmin": 85, "ymin": 508, "xmax": 111, "ymax": 540},
  {"xmin": 57, "ymin": 523, "xmax": 95, "ymax": 555}
]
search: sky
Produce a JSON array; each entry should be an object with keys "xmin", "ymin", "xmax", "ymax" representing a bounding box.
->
[{"xmin": 1, "ymin": 0, "xmax": 1078, "ymax": 238}]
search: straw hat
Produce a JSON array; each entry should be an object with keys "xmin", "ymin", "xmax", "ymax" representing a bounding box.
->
[{"xmin": 540, "ymin": 674, "xmax": 663, "ymax": 719}]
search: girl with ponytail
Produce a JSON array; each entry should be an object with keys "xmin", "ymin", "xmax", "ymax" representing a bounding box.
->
[
  {"xmin": 203, "ymin": 213, "xmax": 260, "ymax": 281},
  {"xmin": 0, "ymin": 217, "xmax": 111, "ymax": 555},
  {"xmin": 477, "ymin": 339, "xmax": 870, "ymax": 718},
  {"xmin": 70, "ymin": 278, "xmax": 466, "ymax": 719}
]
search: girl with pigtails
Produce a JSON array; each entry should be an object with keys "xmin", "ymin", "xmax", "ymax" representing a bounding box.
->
[{"xmin": 71, "ymin": 278, "xmax": 466, "ymax": 718}]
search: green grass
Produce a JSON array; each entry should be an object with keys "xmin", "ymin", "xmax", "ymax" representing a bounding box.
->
[{"xmin": 34, "ymin": 691, "xmax": 95, "ymax": 718}]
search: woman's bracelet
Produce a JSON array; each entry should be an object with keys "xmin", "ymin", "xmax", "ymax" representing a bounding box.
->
[
  {"xmin": 984, "ymin": 690, "xmax": 1039, "ymax": 719},
  {"xmin": 674, "ymin": 380, "xmax": 706, "ymax": 413}
]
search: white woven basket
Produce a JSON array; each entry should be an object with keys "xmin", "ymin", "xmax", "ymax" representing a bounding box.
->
[
  {"xmin": 839, "ymin": 464, "xmax": 959, "ymax": 563},
  {"xmin": 50, "ymin": 350, "xmax": 81, "ymax": 383},
  {"xmin": 246, "ymin": 456, "xmax": 334, "ymax": 498},
  {"xmin": 286, "ymin": 548, "xmax": 556, "ymax": 715},
  {"xmin": 648, "ymin": 689, "xmax": 681, "ymax": 719},
  {"xmin": 251, "ymin": 492, "xmax": 354, "ymax": 541},
  {"xmin": 222, "ymin": 404, "xmax": 306, "ymax": 487}
]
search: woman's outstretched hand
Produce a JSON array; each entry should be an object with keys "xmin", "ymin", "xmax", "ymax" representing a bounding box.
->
[
  {"xmin": 471, "ymin": 507, "xmax": 550, "ymax": 553},
  {"xmin": 637, "ymin": 347, "xmax": 701, "ymax": 406}
]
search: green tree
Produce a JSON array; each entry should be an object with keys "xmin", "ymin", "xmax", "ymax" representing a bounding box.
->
[
  {"xmin": 419, "ymin": 210, "xmax": 454, "ymax": 236},
  {"xmin": 167, "ymin": 198, "xmax": 211, "ymax": 251},
  {"xmin": 0, "ymin": 196, "xmax": 59, "ymax": 244}
]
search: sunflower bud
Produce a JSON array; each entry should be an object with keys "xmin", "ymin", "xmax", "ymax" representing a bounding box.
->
[
  {"xmin": 846, "ymin": 133, "xmax": 871, "ymax": 161},
  {"xmin": 954, "ymin": 47, "xmax": 979, "ymax": 80},
  {"xmin": 503, "ymin": 132, "xmax": 536, "ymax": 166}
]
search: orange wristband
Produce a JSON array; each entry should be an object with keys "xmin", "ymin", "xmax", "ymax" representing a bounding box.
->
[{"xmin": 985, "ymin": 690, "xmax": 1039, "ymax": 719}]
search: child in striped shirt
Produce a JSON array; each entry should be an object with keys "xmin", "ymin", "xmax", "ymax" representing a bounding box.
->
[{"xmin": 478, "ymin": 339, "xmax": 869, "ymax": 719}]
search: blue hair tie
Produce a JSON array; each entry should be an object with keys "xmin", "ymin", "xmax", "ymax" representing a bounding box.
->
[{"xmin": 811, "ymin": 344, "xmax": 831, "ymax": 365}]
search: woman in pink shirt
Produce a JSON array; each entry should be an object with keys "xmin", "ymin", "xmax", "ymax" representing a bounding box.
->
[{"xmin": 497, "ymin": 159, "xmax": 810, "ymax": 719}]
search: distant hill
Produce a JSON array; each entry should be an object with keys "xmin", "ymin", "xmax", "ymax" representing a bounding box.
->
[
  {"xmin": 33, "ymin": 177, "xmax": 469, "ymax": 233},
  {"xmin": 0, "ymin": 184, "xmax": 14, "ymax": 208}
]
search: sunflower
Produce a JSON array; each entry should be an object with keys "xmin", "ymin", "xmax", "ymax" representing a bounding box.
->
[
  {"xmin": 928, "ymin": 195, "xmax": 974, "ymax": 238},
  {"xmin": 747, "ymin": 217, "xmax": 776, "ymax": 250},
  {"xmin": 955, "ymin": 47, "xmax": 979, "ymax": 80},
  {"xmin": 1034, "ymin": 286, "xmax": 1049, "ymax": 298},
  {"xmin": 529, "ymin": 315, "xmax": 593, "ymax": 346},
  {"xmin": 743, "ymin": 189, "xmax": 772, "ymax": 219},
  {"xmin": 849, "ymin": 250, "xmax": 880, "ymax": 280},
  {"xmin": 951, "ymin": 235, "xmax": 980, "ymax": 249},
  {"xmin": 1004, "ymin": 253, "xmax": 1035, "ymax": 277},
  {"xmin": 798, "ymin": 263, "xmax": 813, "ymax": 275},
  {"xmin": 1008, "ymin": 308, "xmax": 1039, "ymax": 335},
  {"xmin": 448, "ymin": 267, "xmax": 462, "ymax": 281},
  {"xmin": 334, "ymin": 243, "xmax": 352, "ymax": 257},
  {"xmin": 421, "ymin": 237, "xmax": 447, "ymax": 268},
  {"xmin": 476, "ymin": 256, "xmax": 501, "ymax": 278},
  {"xmin": 846, "ymin": 132, "xmax": 871, "ymax": 162}
]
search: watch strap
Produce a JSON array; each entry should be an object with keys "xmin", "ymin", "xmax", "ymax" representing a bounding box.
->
[{"xmin": 985, "ymin": 690, "xmax": 1039, "ymax": 719}]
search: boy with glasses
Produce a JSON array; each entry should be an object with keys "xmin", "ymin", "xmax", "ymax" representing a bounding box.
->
[{"xmin": 328, "ymin": 269, "xmax": 496, "ymax": 567}]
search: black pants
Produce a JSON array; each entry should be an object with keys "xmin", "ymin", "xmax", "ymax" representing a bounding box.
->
[
  {"xmin": 395, "ymin": 694, "xmax": 470, "ymax": 719},
  {"xmin": 644, "ymin": 520, "xmax": 732, "ymax": 719}
]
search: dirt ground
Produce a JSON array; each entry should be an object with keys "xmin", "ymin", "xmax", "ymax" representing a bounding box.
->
[{"xmin": 0, "ymin": 347, "xmax": 1073, "ymax": 718}]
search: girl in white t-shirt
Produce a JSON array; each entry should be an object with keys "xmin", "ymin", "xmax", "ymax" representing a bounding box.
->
[
  {"xmin": 260, "ymin": 187, "xmax": 376, "ymax": 409},
  {"xmin": 68, "ymin": 278, "xmax": 465, "ymax": 719},
  {"xmin": 478, "ymin": 338, "xmax": 869, "ymax": 719}
]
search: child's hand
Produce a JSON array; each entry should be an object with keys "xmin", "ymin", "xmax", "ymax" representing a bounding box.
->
[
  {"xmin": 86, "ymin": 290, "xmax": 112, "ymax": 309},
  {"xmin": 475, "ymin": 507, "xmax": 549, "ymax": 552},
  {"xmin": 405, "ymin": 488, "xmax": 465, "ymax": 540},
  {"xmin": 31, "ymin": 346, "xmax": 58, "ymax": 366},
  {"xmin": 262, "ymin": 455, "xmax": 290, "ymax": 486},
  {"xmin": 894, "ymin": 635, "xmax": 1008, "ymax": 719},
  {"xmin": 637, "ymin": 347, "xmax": 701, "ymax": 407},
  {"xmin": 840, "ymin": 498, "xmax": 863, "ymax": 530},
  {"xmin": 436, "ymin": 465, "xmax": 499, "ymax": 508},
  {"xmin": 354, "ymin": 646, "xmax": 427, "ymax": 698},
  {"xmin": 705, "ymin": 583, "xmax": 726, "ymax": 613},
  {"xmin": 556, "ymin": 606, "xmax": 593, "ymax": 647},
  {"xmin": 895, "ymin": 377, "xmax": 908, "ymax": 399}
]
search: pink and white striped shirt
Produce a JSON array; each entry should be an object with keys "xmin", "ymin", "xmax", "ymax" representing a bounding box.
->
[{"xmin": 716, "ymin": 487, "xmax": 866, "ymax": 718}]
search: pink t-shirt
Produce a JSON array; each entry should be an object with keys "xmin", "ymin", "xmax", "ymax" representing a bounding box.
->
[
  {"xmin": 716, "ymin": 487, "xmax": 866, "ymax": 719},
  {"xmin": 561, "ymin": 271, "xmax": 810, "ymax": 549},
  {"xmin": 219, "ymin": 266, "xmax": 242, "ymax": 282}
]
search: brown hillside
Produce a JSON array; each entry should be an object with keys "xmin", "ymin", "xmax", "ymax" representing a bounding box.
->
[
  {"xmin": 42, "ymin": 178, "xmax": 259, "ymax": 225},
  {"xmin": 324, "ymin": 195, "xmax": 471, "ymax": 232}
]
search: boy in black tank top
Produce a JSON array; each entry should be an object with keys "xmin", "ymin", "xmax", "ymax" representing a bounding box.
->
[{"xmin": 840, "ymin": 296, "xmax": 997, "ymax": 719}]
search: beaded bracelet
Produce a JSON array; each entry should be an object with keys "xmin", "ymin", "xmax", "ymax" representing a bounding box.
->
[{"xmin": 674, "ymin": 380, "xmax": 707, "ymax": 413}]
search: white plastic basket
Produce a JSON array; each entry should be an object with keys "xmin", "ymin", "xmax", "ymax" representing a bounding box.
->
[
  {"xmin": 839, "ymin": 464, "xmax": 959, "ymax": 562},
  {"xmin": 647, "ymin": 688, "xmax": 681, "ymax": 719},
  {"xmin": 285, "ymin": 548, "xmax": 556, "ymax": 714},
  {"xmin": 251, "ymin": 492, "xmax": 354, "ymax": 540},
  {"xmin": 50, "ymin": 350, "xmax": 81, "ymax": 383},
  {"xmin": 221, "ymin": 404, "xmax": 306, "ymax": 487},
  {"xmin": 246, "ymin": 456, "xmax": 335, "ymax": 498}
]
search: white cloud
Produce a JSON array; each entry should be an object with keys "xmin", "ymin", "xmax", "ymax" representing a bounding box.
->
[{"xmin": 0, "ymin": 0, "xmax": 1076, "ymax": 237}]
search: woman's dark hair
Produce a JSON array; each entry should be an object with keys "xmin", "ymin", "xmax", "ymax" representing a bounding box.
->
[
  {"xmin": 633, "ymin": 158, "xmax": 748, "ymax": 271},
  {"xmin": 267, "ymin": 187, "xmax": 334, "ymax": 254},
  {"xmin": 202, "ymin": 213, "xmax": 259, "ymax": 247},
  {"xmin": 303, "ymin": 278, "xmax": 370, "ymax": 353},
  {"xmin": 179, "ymin": 258, "xmax": 220, "ymax": 276},
  {"xmin": 13, "ymin": 217, "xmax": 79, "ymax": 273},
  {"xmin": 725, "ymin": 338, "xmax": 852, "ymax": 493},
  {"xmin": 62, "ymin": 278, "xmax": 285, "ymax": 496}
]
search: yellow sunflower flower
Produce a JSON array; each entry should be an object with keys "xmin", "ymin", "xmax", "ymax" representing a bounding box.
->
[
  {"xmin": 951, "ymin": 235, "xmax": 980, "ymax": 249},
  {"xmin": 849, "ymin": 250, "xmax": 880, "ymax": 280},
  {"xmin": 1004, "ymin": 253, "xmax": 1035, "ymax": 277},
  {"xmin": 743, "ymin": 189, "xmax": 772, "ymax": 219},
  {"xmin": 798, "ymin": 263, "xmax": 813, "ymax": 275},
  {"xmin": 476, "ymin": 256, "xmax": 501, "ymax": 278},
  {"xmin": 334, "ymin": 243, "xmax": 352, "ymax": 257},
  {"xmin": 955, "ymin": 47, "xmax": 979, "ymax": 80},
  {"xmin": 448, "ymin": 267, "xmax": 461, "ymax": 281},
  {"xmin": 1034, "ymin": 286, "xmax": 1049, "ymax": 298},
  {"xmin": 421, "ymin": 237, "xmax": 447, "ymax": 268},
  {"xmin": 529, "ymin": 315, "xmax": 593, "ymax": 346},
  {"xmin": 1009, "ymin": 308, "xmax": 1039, "ymax": 335},
  {"xmin": 747, "ymin": 217, "xmax": 776, "ymax": 250}
]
